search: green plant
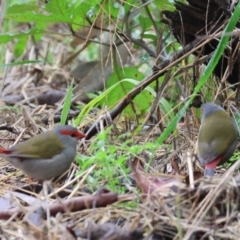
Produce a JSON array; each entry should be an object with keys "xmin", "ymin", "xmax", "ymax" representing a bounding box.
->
[{"xmin": 76, "ymin": 127, "xmax": 158, "ymax": 192}]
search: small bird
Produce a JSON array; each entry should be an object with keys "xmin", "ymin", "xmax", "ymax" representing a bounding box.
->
[
  {"xmin": 197, "ymin": 102, "xmax": 238, "ymax": 176},
  {"xmin": 0, "ymin": 125, "xmax": 87, "ymax": 180}
]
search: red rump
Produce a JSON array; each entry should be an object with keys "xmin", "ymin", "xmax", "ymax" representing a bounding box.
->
[
  {"xmin": 205, "ymin": 155, "xmax": 223, "ymax": 169},
  {"xmin": 0, "ymin": 148, "xmax": 12, "ymax": 154}
]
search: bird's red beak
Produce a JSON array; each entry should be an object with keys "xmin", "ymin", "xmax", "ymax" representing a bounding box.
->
[{"xmin": 76, "ymin": 131, "xmax": 87, "ymax": 139}]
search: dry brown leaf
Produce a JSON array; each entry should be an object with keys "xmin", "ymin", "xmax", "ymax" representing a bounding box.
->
[{"xmin": 131, "ymin": 157, "xmax": 182, "ymax": 198}]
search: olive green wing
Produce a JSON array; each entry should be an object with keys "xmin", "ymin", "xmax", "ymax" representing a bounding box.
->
[
  {"xmin": 198, "ymin": 113, "xmax": 236, "ymax": 161},
  {"xmin": 10, "ymin": 131, "xmax": 64, "ymax": 159}
]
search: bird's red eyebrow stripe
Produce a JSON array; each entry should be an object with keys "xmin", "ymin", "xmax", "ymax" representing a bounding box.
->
[{"xmin": 60, "ymin": 130, "xmax": 87, "ymax": 138}]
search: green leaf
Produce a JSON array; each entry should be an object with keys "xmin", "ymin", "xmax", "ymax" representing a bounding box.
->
[
  {"xmin": 123, "ymin": 0, "xmax": 136, "ymax": 13},
  {"xmin": 0, "ymin": 29, "xmax": 44, "ymax": 44},
  {"xmin": 44, "ymin": 0, "xmax": 71, "ymax": 15},
  {"xmin": 154, "ymin": 0, "xmax": 175, "ymax": 12},
  {"xmin": 33, "ymin": 22, "xmax": 47, "ymax": 42},
  {"xmin": 13, "ymin": 36, "xmax": 28, "ymax": 58},
  {"xmin": 139, "ymin": 16, "xmax": 152, "ymax": 33},
  {"xmin": 160, "ymin": 98, "xmax": 175, "ymax": 123},
  {"xmin": 100, "ymin": 67, "xmax": 154, "ymax": 118},
  {"xmin": 7, "ymin": 3, "xmax": 39, "ymax": 14},
  {"xmin": 72, "ymin": 2, "xmax": 92, "ymax": 31},
  {"xmin": 6, "ymin": 11, "xmax": 72, "ymax": 23},
  {"xmin": 142, "ymin": 33, "xmax": 157, "ymax": 41},
  {"xmin": 104, "ymin": 1, "xmax": 121, "ymax": 19}
]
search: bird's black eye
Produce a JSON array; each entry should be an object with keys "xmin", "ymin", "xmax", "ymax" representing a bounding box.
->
[{"xmin": 71, "ymin": 133, "xmax": 76, "ymax": 137}]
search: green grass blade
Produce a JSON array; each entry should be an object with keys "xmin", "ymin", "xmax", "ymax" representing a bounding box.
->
[{"xmin": 61, "ymin": 80, "xmax": 73, "ymax": 125}]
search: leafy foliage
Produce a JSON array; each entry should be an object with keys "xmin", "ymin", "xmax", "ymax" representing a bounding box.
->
[{"xmin": 76, "ymin": 128, "xmax": 157, "ymax": 192}]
